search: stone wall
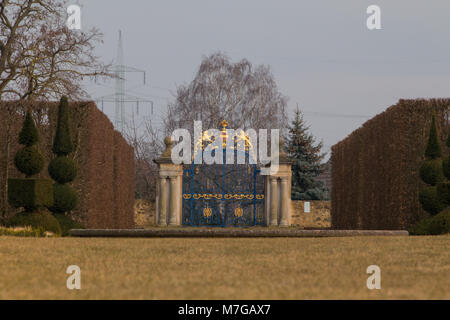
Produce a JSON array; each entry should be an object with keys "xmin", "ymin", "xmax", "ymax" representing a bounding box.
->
[
  {"xmin": 134, "ymin": 199, "xmax": 331, "ymax": 228},
  {"xmin": 290, "ymin": 200, "xmax": 331, "ymax": 228},
  {"xmin": 0, "ymin": 101, "xmax": 135, "ymax": 229}
]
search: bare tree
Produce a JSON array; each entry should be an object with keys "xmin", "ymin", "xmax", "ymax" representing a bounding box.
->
[
  {"xmin": 164, "ymin": 52, "xmax": 288, "ymax": 136},
  {"xmin": 0, "ymin": 0, "xmax": 112, "ymax": 219},
  {"xmin": 0, "ymin": 0, "xmax": 111, "ymax": 101},
  {"xmin": 123, "ymin": 113, "xmax": 163, "ymax": 201}
]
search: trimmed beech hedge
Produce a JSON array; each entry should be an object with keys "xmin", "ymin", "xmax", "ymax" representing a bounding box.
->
[{"xmin": 331, "ymin": 99, "xmax": 449, "ymax": 230}]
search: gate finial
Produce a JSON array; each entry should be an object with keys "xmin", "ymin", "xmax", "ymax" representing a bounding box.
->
[{"xmin": 220, "ymin": 120, "xmax": 228, "ymax": 148}]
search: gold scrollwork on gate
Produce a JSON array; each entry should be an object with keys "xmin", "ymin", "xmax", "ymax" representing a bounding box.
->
[
  {"xmin": 184, "ymin": 193, "xmax": 264, "ymax": 200},
  {"xmin": 234, "ymin": 207, "xmax": 243, "ymax": 217}
]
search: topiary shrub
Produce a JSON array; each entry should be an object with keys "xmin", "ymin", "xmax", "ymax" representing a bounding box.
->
[
  {"xmin": 409, "ymin": 208, "xmax": 450, "ymax": 235},
  {"xmin": 48, "ymin": 156, "xmax": 78, "ymax": 184},
  {"xmin": 53, "ymin": 213, "xmax": 84, "ymax": 236},
  {"xmin": 419, "ymin": 186, "xmax": 446, "ymax": 215},
  {"xmin": 415, "ymin": 119, "xmax": 450, "ymax": 234},
  {"xmin": 18, "ymin": 111, "xmax": 39, "ymax": 147},
  {"xmin": 7, "ymin": 210, "xmax": 62, "ymax": 235},
  {"xmin": 419, "ymin": 159, "xmax": 444, "ymax": 185},
  {"xmin": 424, "ymin": 114, "xmax": 442, "ymax": 160},
  {"xmin": 8, "ymin": 110, "xmax": 53, "ymax": 212},
  {"xmin": 418, "ymin": 114, "xmax": 446, "ymax": 217},
  {"xmin": 48, "ymin": 97, "xmax": 78, "ymax": 216},
  {"xmin": 14, "ymin": 146, "xmax": 45, "ymax": 177},
  {"xmin": 52, "ymin": 96, "xmax": 74, "ymax": 156},
  {"xmin": 49, "ymin": 184, "xmax": 78, "ymax": 213},
  {"xmin": 443, "ymin": 155, "xmax": 450, "ymax": 180},
  {"xmin": 437, "ymin": 181, "xmax": 450, "ymax": 205},
  {"xmin": 8, "ymin": 178, "xmax": 53, "ymax": 210}
]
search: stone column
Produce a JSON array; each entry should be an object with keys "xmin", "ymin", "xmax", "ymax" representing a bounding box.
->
[
  {"xmin": 269, "ymin": 177, "xmax": 278, "ymax": 226},
  {"xmin": 168, "ymin": 176, "xmax": 179, "ymax": 226},
  {"xmin": 264, "ymin": 137, "xmax": 292, "ymax": 227},
  {"xmin": 158, "ymin": 177, "xmax": 168, "ymax": 226},
  {"xmin": 279, "ymin": 177, "xmax": 289, "ymax": 227},
  {"xmin": 154, "ymin": 136, "xmax": 183, "ymax": 227}
]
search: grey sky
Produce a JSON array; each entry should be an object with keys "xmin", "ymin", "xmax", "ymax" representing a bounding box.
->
[{"xmin": 79, "ymin": 0, "xmax": 450, "ymax": 155}]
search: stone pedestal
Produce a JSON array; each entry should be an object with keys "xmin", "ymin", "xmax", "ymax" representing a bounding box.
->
[
  {"xmin": 264, "ymin": 138, "xmax": 292, "ymax": 227},
  {"xmin": 154, "ymin": 137, "xmax": 183, "ymax": 226}
]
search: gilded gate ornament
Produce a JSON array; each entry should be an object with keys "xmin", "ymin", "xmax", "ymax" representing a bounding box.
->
[
  {"xmin": 203, "ymin": 207, "xmax": 212, "ymax": 217},
  {"xmin": 234, "ymin": 207, "xmax": 243, "ymax": 217}
]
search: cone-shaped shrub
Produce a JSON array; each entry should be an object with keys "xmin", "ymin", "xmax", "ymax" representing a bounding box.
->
[
  {"xmin": 424, "ymin": 115, "xmax": 442, "ymax": 159},
  {"xmin": 52, "ymin": 96, "xmax": 73, "ymax": 156},
  {"xmin": 15, "ymin": 111, "xmax": 45, "ymax": 177},
  {"xmin": 19, "ymin": 111, "xmax": 39, "ymax": 146},
  {"xmin": 48, "ymin": 96, "xmax": 78, "ymax": 214}
]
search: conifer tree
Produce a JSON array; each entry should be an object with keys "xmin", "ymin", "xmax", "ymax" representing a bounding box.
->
[{"xmin": 285, "ymin": 107, "xmax": 326, "ymax": 200}]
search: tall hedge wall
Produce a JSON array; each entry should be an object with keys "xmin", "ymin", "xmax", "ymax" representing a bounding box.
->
[
  {"xmin": 0, "ymin": 101, "xmax": 135, "ymax": 229},
  {"xmin": 331, "ymin": 99, "xmax": 449, "ymax": 230}
]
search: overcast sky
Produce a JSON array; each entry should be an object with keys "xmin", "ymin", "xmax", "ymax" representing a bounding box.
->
[{"xmin": 79, "ymin": 0, "xmax": 450, "ymax": 156}]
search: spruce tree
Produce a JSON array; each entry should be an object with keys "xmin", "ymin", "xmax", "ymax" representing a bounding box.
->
[{"xmin": 285, "ymin": 107, "xmax": 326, "ymax": 200}]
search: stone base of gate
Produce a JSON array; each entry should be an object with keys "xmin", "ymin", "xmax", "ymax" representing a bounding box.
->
[{"xmin": 69, "ymin": 228, "xmax": 409, "ymax": 237}]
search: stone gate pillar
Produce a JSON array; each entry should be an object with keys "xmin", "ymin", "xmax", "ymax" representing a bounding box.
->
[
  {"xmin": 154, "ymin": 137, "xmax": 183, "ymax": 226},
  {"xmin": 265, "ymin": 138, "xmax": 292, "ymax": 227}
]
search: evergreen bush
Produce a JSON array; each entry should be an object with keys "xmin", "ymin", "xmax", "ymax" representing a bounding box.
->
[
  {"xmin": 48, "ymin": 96, "xmax": 78, "ymax": 215},
  {"xmin": 7, "ymin": 210, "xmax": 62, "ymax": 235},
  {"xmin": 418, "ymin": 186, "xmax": 446, "ymax": 215},
  {"xmin": 424, "ymin": 115, "xmax": 442, "ymax": 159},
  {"xmin": 419, "ymin": 159, "xmax": 444, "ymax": 185},
  {"xmin": 49, "ymin": 184, "xmax": 78, "ymax": 213},
  {"xmin": 53, "ymin": 213, "xmax": 84, "ymax": 236},
  {"xmin": 48, "ymin": 156, "xmax": 78, "ymax": 184},
  {"xmin": 18, "ymin": 111, "xmax": 39, "ymax": 147},
  {"xmin": 418, "ymin": 115, "xmax": 446, "ymax": 217},
  {"xmin": 409, "ymin": 208, "xmax": 450, "ymax": 235},
  {"xmin": 437, "ymin": 181, "xmax": 450, "ymax": 205},
  {"xmin": 8, "ymin": 110, "xmax": 54, "ymax": 212},
  {"xmin": 14, "ymin": 146, "xmax": 45, "ymax": 177}
]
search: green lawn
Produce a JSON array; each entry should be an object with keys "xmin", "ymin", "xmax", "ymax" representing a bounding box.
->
[{"xmin": 0, "ymin": 235, "xmax": 448, "ymax": 299}]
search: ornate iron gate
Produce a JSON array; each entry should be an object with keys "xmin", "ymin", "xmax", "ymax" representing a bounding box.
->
[{"xmin": 182, "ymin": 149, "xmax": 265, "ymax": 227}]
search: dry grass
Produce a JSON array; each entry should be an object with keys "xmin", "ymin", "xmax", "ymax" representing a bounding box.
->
[{"xmin": 0, "ymin": 235, "xmax": 448, "ymax": 299}]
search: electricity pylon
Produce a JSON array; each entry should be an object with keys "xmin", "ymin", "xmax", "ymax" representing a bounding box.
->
[{"xmin": 95, "ymin": 30, "xmax": 153, "ymax": 133}]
